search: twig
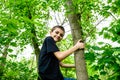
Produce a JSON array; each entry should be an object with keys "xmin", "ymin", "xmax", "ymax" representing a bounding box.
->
[
  {"xmin": 61, "ymin": 17, "xmax": 66, "ymax": 26},
  {"xmin": 84, "ymin": 17, "xmax": 106, "ymax": 41},
  {"xmin": 54, "ymin": 12, "xmax": 59, "ymax": 25},
  {"xmin": 109, "ymin": 11, "xmax": 117, "ymax": 20}
]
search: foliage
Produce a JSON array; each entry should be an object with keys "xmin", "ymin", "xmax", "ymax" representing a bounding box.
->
[
  {"xmin": 63, "ymin": 0, "xmax": 120, "ymax": 79},
  {"xmin": 85, "ymin": 42, "xmax": 120, "ymax": 80},
  {"xmin": 0, "ymin": 0, "xmax": 48, "ymax": 51},
  {"xmin": 58, "ymin": 34, "xmax": 76, "ymax": 78},
  {"xmin": 99, "ymin": 19, "xmax": 120, "ymax": 43},
  {"xmin": 1, "ymin": 58, "xmax": 37, "ymax": 80},
  {"xmin": 0, "ymin": 0, "xmax": 48, "ymax": 79},
  {"xmin": 84, "ymin": 0, "xmax": 120, "ymax": 79},
  {"xmin": 0, "ymin": 0, "xmax": 120, "ymax": 80}
]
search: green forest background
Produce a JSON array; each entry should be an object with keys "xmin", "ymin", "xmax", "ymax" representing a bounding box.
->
[{"xmin": 0, "ymin": 0, "xmax": 120, "ymax": 80}]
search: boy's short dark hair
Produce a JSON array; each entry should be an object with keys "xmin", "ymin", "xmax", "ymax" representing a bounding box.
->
[{"xmin": 51, "ymin": 25, "xmax": 65, "ymax": 33}]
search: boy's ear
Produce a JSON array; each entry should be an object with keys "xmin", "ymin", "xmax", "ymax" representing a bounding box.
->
[
  {"xmin": 50, "ymin": 31, "xmax": 51, "ymax": 34},
  {"xmin": 50, "ymin": 31, "xmax": 52, "ymax": 35}
]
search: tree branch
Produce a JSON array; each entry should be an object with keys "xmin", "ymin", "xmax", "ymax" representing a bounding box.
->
[
  {"xmin": 54, "ymin": 12, "xmax": 59, "ymax": 25},
  {"xmin": 61, "ymin": 17, "xmax": 66, "ymax": 26},
  {"xmin": 84, "ymin": 17, "xmax": 106, "ymax": 41},
  {"xmin": 109, "ymin": 11, "xmax": 117, "ymax": 20}
]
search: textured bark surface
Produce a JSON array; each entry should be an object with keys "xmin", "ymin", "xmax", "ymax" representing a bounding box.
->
[
  {"xmin": 27, "ymin": 9, "xmax": 40, "ymax": 71},
  {"xmin": 65, "ymin": 0, "xmax": 88, "ymax": 80},
  {"xmin": 0, "ymin": 44, "xmax": 9, "ymax": 79}
]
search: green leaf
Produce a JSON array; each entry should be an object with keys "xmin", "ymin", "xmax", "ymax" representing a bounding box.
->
[
  {"xmin": 10, "ymin": 42, "xmax": 17, "ymax": 47},
  {"xmin": 107, "ymin": 0, "xmax": 112, "ymax": 3},
  {"xmin": 104, "ymin": 32, "xmax": 110, "ymax": 39},
  {"xmin": 8, "ymin": 48, "xmax": 13, "ymax": 53},
  {"xmin": 9, "ymin": 54, "xmax": 17, "ymax": 58},
  {"xmin": 100, "ymin": 70, "xmax": 107, "ymax": 75},
  {"xmin": 93, "ymin": 75, "xmax": 99, "ymax": 79},
  {"xmin": 85, "ymin": 52, "xmax": 95, "ymax": 62},
  {"xmin": 112, "ymin": 37, "xmax": 117, "ymax": 42},
  {"xmin": 91, "ymin": 46, "xmax": 100, "ymax": 50},
  {"xmin": 98, "ymin": 42, "xmax": 104, "ymax": 45}
]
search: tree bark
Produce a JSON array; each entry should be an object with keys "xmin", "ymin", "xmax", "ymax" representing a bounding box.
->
[
  {"xmin": 0, "ymin": 44, "xmax": 9, "ymax": 79},
  {"xmin": 27, "ymin": 4, "xmax": 41, "ymax": 80},
  {"xmin": 0, "ymin": 33, "xmax": 13, "ymax": 79},
  {"xmin": 27, "ymin": 6, "xmax": 40, "ymax": 67},
  {"xmin": 31, "ymin": 26, "xmax": 40, "ymax": 67},
  {"xmin": 65, "ymin": 0, "xmax": 88, "ymax": 80}
]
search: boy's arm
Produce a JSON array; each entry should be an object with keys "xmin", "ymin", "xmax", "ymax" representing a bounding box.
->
[
  {"xmin": 59, "ymin": 62, "xmax": 75, "ymax": 68},
  {"xmin": 54, "ymin": 40, "xmax": 84, "ymax": 61}
]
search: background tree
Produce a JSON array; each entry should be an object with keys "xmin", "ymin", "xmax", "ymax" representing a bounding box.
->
[
  {"xmin": 0, "ymin": 0, "xmax": 48, "ymax": 79},
  {"xmin": 0, "ymin": 0, "xmax": 120, "ymax": 80}
]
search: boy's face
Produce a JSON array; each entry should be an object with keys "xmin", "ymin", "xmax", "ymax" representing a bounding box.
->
[{"xmin": 50, "ymin": 28, "xmax": 64, "ymax": 42}]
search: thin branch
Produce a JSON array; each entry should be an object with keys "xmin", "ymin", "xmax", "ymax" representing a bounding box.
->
[
  {"xmin": 61, "ymin": 17, "xmax": 66, "ymax": 26},
  {"xmin": 57, "ymin": 12, "xmax": 62, "ymax": 24},
  {"xmin": 95, "ymin": 17, "xmax": 106, "ymax": 27},
  {"xmin": 54, "ymin": 12, "xmax": 59, "ymax": 25},
  {"xmin": 84, "ymin": 17, "xmax": 106, "ymax": 41},
  {"xmin": 109, "ymin": 11, "xmax": 117, "ymax": 20}
]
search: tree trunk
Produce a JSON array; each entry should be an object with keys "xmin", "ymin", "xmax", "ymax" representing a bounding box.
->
[
  {"xmin": 0, "ymin": 44, "xmax": 9, "ymax": 79},
  {"xmin": 65, "ymin": 0, "xmax": 88, "ymax": 80},
  {"xmin": 27, "ymin": 6, "xmax": 40, "ymax": 68},
  {"xmin": 27, "ymin": 4, "xmax": 41, "ymax": 80},
  {"xmin": 31, "ymin": 26, "xmax": 40, "ymax": 67}
]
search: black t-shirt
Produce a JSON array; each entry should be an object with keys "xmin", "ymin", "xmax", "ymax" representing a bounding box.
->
[{"xmin": 38, "ymin": 36, "xmax": 64, "ymax": 80}]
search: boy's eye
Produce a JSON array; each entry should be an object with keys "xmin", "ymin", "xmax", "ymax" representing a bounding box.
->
[
  {"xmin": 60, "ymin": 34, "xmax": 63, "ymax": 37},
  {"xmin": 55, "ymin": 31, "xmax": 64, "ymax": 37},
  {"xmin": 55, "ymin": 31, "xmax": 59, "ymax": 34}
]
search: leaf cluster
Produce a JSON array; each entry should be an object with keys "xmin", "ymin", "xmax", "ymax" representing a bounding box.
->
[
  {"xmin": 0, "ymin": 58, "xmax": 37, "ymax": 80},
  {"xmin": 85, "ymin": 42, "xmax": 120, "ymax": 79}
]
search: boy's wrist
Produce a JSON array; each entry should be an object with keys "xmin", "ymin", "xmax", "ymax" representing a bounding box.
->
[{"xmin": 79, "ymin": 48, "xmax": 84, "ymax": 50}]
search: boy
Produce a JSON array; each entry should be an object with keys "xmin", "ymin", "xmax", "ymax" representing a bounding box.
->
[{"xmin": 38, "ymin": 25, "xmax": 84, "ymax": 80}]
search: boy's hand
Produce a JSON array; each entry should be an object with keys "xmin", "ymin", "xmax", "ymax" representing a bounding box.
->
[{"xmin": 75, "ymin": 39, "xmax": 85, "ymax": 50}]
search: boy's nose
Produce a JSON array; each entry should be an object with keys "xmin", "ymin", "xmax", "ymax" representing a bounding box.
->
[{"xmin": 57, "ymin": 34, "xmax": 61, "ymax": 37}]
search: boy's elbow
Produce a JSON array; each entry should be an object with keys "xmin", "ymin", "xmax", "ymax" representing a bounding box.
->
[
  {"xmin": 57, "ymin": 56, "xmax": 64, "ymax": 61},
  {"xmin": 54, "ymin": 52, "xmax": 64, "ymax": 61}
]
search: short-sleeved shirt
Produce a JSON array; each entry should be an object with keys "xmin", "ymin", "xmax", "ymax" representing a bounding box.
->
[{"xmin": 38, "ymin": 36, "xmax": 64, "ymax": 80}]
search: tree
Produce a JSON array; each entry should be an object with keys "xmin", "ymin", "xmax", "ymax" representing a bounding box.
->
[
  {"xmin": 1, "ymin": 0, "xmax": 120, "ymax": 79},
  {"xmin": 0, "ymin": 0, "xmax": 48, "ymax": 79},
  {"xmin": 65, "ymin": 0, "xmax": 87, "ymax": 79},
  {"xmin": 64, "ymin": 0, "xmax": 101, "ymax": 79}
]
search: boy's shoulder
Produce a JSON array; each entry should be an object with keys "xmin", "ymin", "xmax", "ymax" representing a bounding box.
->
[
  {"xmin": 44, "ymin": 36, "xmax": 54, "ymax": 42},
  {"xmin": 46, "ymin": 36, "xmax": 52, "ymax": 39}
]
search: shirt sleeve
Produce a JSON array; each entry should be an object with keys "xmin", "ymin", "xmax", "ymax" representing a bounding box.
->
[{"xmin": 45, "ymin": 36, "xmax": 59, "ymax": 53}]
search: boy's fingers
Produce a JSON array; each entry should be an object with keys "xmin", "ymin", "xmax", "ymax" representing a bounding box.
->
[{"xmin": 79, "ymin": 39, "xmax": 84, "ymax": 43}]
